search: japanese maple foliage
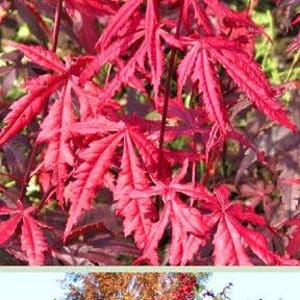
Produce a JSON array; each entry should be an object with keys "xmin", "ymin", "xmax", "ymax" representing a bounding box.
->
[{"xmin": 0, "ymin": 0, "xmax": 299, "ymax": 265}]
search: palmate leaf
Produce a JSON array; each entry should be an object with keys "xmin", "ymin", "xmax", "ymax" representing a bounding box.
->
[
  {"xmin": 205, "ymin": 186, "xmax": 295, "ymax": 265},
  {"xmin": 0, "ymin": 74, "xmax": 67, "ymax": 145},
  {"xmin": 1, "ymin": 0, "xmax": 299, "ymax": 267},
  {"xmin": 83, "ymin": 0, "xmax": 172, "ymax": 105},
  {"xmin": 178, "ymin": 35, "xmax": 296, "ymax": 133},
  {"xmin": 134, "ymin": 195, "xmax": 207, "ymax": 266},
  {"xmin": 65, "ymin": 117, "xmax": 163, "ymax": 239},
  {"xmin": 201, "ymin": 36, "xmax": 296, "ymax": 132},
  {"xmin": 0, "ymin": 44, "xmax": 67, "ymax": 146},
  {"xmin": 21, "ymin": 211, "xmax": 48, "ymax": 266},
  {"xmin": 132, "ymin": 160, "xmax": 212, "ymax": 265},
  {"xmin": 0, "ymin": 43, "xmax": 110, "ymax": 202},
  {"xmin": 92, "ymin": 24, "xmax": 171, "ymax": 106},
  {"xmin": 0, "ymin": 43, "xmax": 100, "ymax": 147},
  {"xmin": 0, "ymin": 201, "xmax": 48, "ymax": 265}
]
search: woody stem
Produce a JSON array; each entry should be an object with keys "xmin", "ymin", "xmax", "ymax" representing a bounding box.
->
[{"xmin": 157, "ymin": 1, "xmax": 184, "ymax": 178}]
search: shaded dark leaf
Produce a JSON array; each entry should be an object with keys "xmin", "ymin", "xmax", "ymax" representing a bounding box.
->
[{"xmin": 13, "ymin": 0, "xmax": 50, "ymax": 44}]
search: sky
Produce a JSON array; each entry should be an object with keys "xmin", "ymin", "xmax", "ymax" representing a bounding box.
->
[
  {"xmin": 206, "ymin": 271, "xmax": 300, "ymax": 300},
  {"xmin": 0, "ymin": 272, "xmax": 66, "ymax": 300},
  {"xmin": 0, "ymin": 271, "xmax": 299, "ymax": 300}
]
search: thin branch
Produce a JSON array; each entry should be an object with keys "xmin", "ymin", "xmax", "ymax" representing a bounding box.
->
[{"xmin": 157, "ymin": 1, "xmax": 184, "ymax": 177}]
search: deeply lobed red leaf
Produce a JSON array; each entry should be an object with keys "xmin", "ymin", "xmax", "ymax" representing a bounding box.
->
[{"xmin": 0, "ymin": 0, "xmax": 299, "ymax": 266}]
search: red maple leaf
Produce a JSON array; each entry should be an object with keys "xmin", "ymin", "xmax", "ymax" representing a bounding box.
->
[
  {"xmin": 64, "ymin": 115, "xmax": 168, "ymax": 240},
  {"xmin": 203, "ymin": 186, "xmax": 295, "ymax": 265},
  {"xmin": 178, "ymin": 35, "xmax": 296, "ymax": 133},
  {"xmin": 0, "ymin": 43, "xmax": 116, "ymax": 203},
  {"xmin": 131, "ymin": 159, "xmax": 212, "ymax": 265},
  {"xmin": 0, "ymin": 200, "xmax": 48, "ymax": 265}
]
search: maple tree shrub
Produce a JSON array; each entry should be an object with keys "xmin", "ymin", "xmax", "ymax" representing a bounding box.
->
[
  {"xmin": 60, "ymin": 272, "xmax": 232, "ymax": 300},
  {"xmin": 0, "ymin": 0, "xmax": 299, "ymax": 265}
]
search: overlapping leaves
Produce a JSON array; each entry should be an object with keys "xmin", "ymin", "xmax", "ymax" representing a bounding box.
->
[{"xmin": 0, "ymin": 0, "xmax": 299, "ymax": 266}]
